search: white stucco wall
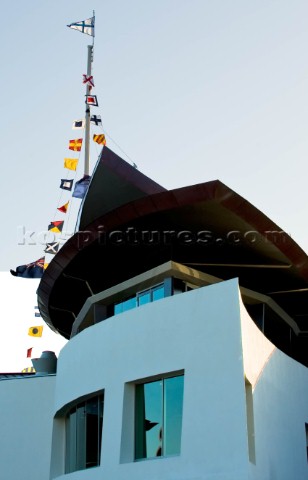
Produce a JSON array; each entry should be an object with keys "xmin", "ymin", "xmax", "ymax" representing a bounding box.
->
[
  {"xmin": 51, "ymin": 279, "xmax": 251, "ymax": 480},
  {"xmin": 240, "ymin": 300, "xmax": 308, "ymax": 480},
  {"xmin": 1, "ymin": 279, "xmax": 307, "ymax": 480},
  {"xmin": 0, "ymin": 375, "xmax": 56, "ymax": 480}
]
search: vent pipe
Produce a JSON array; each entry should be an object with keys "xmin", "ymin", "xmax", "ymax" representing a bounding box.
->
[{"xmin": 31, "ymin": 351, "xmax": 57, "ymax": 374}]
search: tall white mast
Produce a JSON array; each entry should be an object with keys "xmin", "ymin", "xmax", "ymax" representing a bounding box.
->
[
  {"xmin": 84, "ymin": 43, "xmax": 93, "ymax": 176},
  {"xmin": 67, "ymin": 11, "xmax": 95, "ymax": 176}
]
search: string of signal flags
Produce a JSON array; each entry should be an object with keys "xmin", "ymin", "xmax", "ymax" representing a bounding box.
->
[
  {"xmin": 21, "ymin": 307, "xmax": 44, "ymax": 372},
  {"xmin": 10, "ymin": 14, "xmax": 107, "ymax": 280}
]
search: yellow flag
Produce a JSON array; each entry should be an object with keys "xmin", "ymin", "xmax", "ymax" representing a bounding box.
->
[
  {"xmin": 64, "ymin": 158, "xmax": 78, "ymax": 171},
  {"xmin": 28, "ymin": 326, "xmax": 43, "ymax": 337}
]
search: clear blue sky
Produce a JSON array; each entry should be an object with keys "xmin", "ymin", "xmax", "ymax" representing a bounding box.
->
[{"xmin": 2, "ymin": 0, "xmax": 308, "ymax": 273}]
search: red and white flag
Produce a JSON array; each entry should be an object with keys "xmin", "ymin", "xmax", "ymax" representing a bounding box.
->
[
  {"xmin": 85, "ymin": 95, "xmax": 98, "ymax": 107},
  {"xmin": 83, "ymin": 74, "xmax": 95, "ymax": 87}
]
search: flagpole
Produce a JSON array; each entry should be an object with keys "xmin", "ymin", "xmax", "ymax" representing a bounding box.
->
[{"xmin": 84, "ymin": 43, "xmax": 93, "ymax": 176}]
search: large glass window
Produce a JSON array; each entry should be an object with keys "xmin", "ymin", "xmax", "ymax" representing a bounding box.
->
[
  {"xmin": 135, "ymin": 375, "xmax": 184, "ymax": 460},
  {"xmin": 65, "ymin": 393, "xmax": 104, "ymax": 473},
  {"xmin": 114, "ymin": 283, "xmax": 165, "ymax": 315},
  {"xmin": 305, "ymin": 423, "xmax": 308, "ymax": 462},
  {"xmin": 137, "ymin": 284, "xmax": 165, "ymax": 306}
]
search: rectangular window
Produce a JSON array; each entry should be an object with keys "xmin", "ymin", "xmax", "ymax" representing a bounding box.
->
[
  {"xmin": 245, "ymin": 380, "xmax": 256, "ymax": 464},
  {"xmin": 114, "ymin": 283, "xmax": 165, "ymax": 315},
  {"xmin": 137, "ymin": 284, "xmax": 164, "ymax": 307},
  {"xmin": 65, "ymin": 393, "xmax": 104, "ymax": 473},
  {"xmin": 305, "ymin": 423, "xmax": 308, "ymax": 462},
  {"xmin": 135, "ymin": 375, "xmax": 184, "ymax": 460},
  {"xmin": 138, "ymin": 290, "xmax": 151, "ymax": 306}
]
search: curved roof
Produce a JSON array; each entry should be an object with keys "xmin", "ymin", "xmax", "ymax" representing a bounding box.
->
[
  {"xmin": 37, "ymin": 149, "xmax": 308, "ymax": 349},
  {"xmin": 77, "ymin": 146, "xmax": 166, "ymax": 230}
]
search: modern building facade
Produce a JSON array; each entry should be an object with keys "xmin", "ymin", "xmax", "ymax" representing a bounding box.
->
[{"xmin": 1, "ymin": 147, "xmax": 308, "ymax": 480}]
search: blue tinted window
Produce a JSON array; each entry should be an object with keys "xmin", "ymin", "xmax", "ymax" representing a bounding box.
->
[
  {"xmin": 152, "ymin": 285, "xmax": 164, "ymax": 301},
  {"xmin": 122, "ymin": 297, "xmax": 137, "ymax": 312},
  {"xmin": 114, "ymin": 283, "xmax": 165, "ymax": 316},
  {"xmin": 114, "ymin": 303, "xmax": 123, "ymax": 315},
  {"xmin": 115, "ymin": 297, "xmax": 136, "ymax": 315},
  {"xmin": 164, "ymin": 376, "xmax": 184, "ymax": 455},
  {"xmin": 135, "ymin": 375, "xmax": 184, "ymax": 460},
  {"xmin": 138, "ymin": 291, "xmax": 151, "ymax": 306}
]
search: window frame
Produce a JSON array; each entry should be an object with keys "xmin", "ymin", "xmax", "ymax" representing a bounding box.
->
[
  {"xmin": 134, "ymin": 372, "xmax": 184, "ymax": 461},
  {"xmin": 305, "ymin": 423, "xmax": 308, "ymax": 462},
  {"xmin": 114, "ymin": 282, "xmax": 166, "ymax": 315},
  {"xmin": 64, "ymin": 391, "xmax": 104, "ymax": 474}
]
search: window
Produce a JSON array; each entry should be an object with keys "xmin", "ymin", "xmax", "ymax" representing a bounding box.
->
[
  {"xmin": 114, "ymin": 283, "xmax": 165, "ymax": 315},
  {"xmin": 245, "ymin": 379, "xmax": 256, "ymax": 463},
  {"xmin": 135, "ymin": 375, "xmax": 184, "ymax": 460},
  {"xmin": 305, "ymin": 423, "xmax": 308, "ymax": 462},
  {"xmin": 65, "ymin": 393, "xmax": 104, "ymax": 473},
  {"xmin": 137, "ymin": 284, "xmax": 165, "ymax": 306}
]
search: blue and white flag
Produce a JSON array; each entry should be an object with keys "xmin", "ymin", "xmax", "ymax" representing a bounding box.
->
[
  {"xmin": 73, "ymin": 175, "xmax": 91, "ymax": 199},
  {"xmin": 60, "ymin": 179, "xmax": 73, "ymax": 191},
  {"xmin": 72, "ymin": 119, "xmax": 85, "ymax": 129},
  {"xmin": 67, "ymin": 16, "xmax": 95, "ymax": 37},
  {"xmin": 90, "ymin": 115, "xmax": 102, "ymax": 126}
]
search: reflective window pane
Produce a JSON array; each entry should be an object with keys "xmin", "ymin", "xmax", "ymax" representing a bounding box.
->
[
  {"xmin": 135, "ymin": 375, "xmax": 184, "ymax": 460},
  {"xmin": 86, "ymin": 398, "xmax": 100, "ymax": 468},
  {"xmin": 135, "ymin": 381, "xmax": 162, "ymax": 459},
  {"xmin": 66, "ymin": 394, "xmax": 104, "ymax": 473},
  {"xmin": 114, "ymin": 303, "xmax": 123, "ymax": 315},
  {"xmin": 138, "ymin": 291, "xmax": 151, "ymax": 306},
  {"xmin": 164, "ymin": 376, "xmax": 184, "ymax": 455},
  {"xmin": 76, "ymin": 404, "xmax": 86, "ymax": 470},
  {"xmin": 66, "ymin": 409, "xmax": 77, "ymax": 473},
  {"xmin": 122, "ymin": 297, "xmax": 137, "ymax": 312},
  {"xmin": 114, "ymin": 283, "xmax": 165, "ymax": 316},
  {"xmin": 152, "ymin": 285, "xmax": 164, "ymax": 301}
]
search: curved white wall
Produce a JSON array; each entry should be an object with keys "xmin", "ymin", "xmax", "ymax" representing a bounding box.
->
[
  {"xmin": 240, "ymin": 300, "xmax": 308, "ymax": 479},
  {"xmin": 51, "ymin": 279, "xmax": 250, "ymax": 480},
  {"xmin": 50, "ymin": 279, "xmax": 308, "ymax": 480},
  {"xmin": 1, "ymin": 281, "xmax": 307, "ymax": 480}
]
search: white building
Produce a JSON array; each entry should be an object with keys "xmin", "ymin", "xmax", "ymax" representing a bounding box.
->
[{"xmin": 1, "ymin": 147, "xmax": 308, "ymax": 480}]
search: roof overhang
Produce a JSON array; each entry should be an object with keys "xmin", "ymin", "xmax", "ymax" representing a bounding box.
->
[{"xmin": 37, "ymin": 160, "xmax": 308, "ymax": 341}]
